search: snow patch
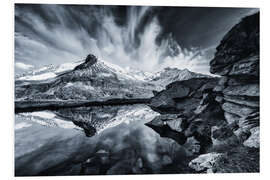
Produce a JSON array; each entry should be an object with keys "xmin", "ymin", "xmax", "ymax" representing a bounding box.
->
[
  {"xmin": 19, "ymin": 72, "xmax": 57, "ymax": 81},
  {"xmin": 55, "ymin": 61, "xmax": 82, "ymax": 73},
  {"xmin": 30, "ymin": 111, "xmax": 56, "ymax": 119}
]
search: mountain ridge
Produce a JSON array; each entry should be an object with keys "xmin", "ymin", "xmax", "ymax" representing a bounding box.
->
[{"xmin": 15, "ymin": 54, "xmax": 212, "ymax": 101}]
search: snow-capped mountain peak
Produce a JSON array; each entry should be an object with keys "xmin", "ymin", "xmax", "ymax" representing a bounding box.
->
[
  {"xmin": 16, "ymin": 55, "xmax": 155, "ymax": 82},
  {"xmin": 15, "ymin": 54, "xmax": 212, "ymax": 101}
]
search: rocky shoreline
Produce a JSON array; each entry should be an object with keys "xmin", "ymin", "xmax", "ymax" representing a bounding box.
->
[{"xmin": 146, "ymin": 12, "xmax": 259, "ymax": 173}]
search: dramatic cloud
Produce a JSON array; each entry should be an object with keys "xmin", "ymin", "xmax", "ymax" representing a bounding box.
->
[
  {"xmin": 15, "ymin": 62, "xmax": 34, "ymax": 70},
  {"xmin": 15, "ymin": 4, "xmax": 258, "ymax": 74}
]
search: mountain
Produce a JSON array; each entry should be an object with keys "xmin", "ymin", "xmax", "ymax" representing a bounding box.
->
[
  {"xmin": 149, "ymin": 67, "xmax": 212, "ymax": 90},
  {"xmin": 15, "ymin": 54, "xmax": 211, "ymax": 101}
]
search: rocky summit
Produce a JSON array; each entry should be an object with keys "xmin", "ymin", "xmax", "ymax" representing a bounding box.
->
[{"xmin": 146, "ymin": 12, "xmax": 259, "ymax": 173}]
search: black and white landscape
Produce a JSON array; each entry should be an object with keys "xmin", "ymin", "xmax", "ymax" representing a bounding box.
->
[{"xmin": 14, "ymin": 4, "xmax": 259, "ymax": 176}]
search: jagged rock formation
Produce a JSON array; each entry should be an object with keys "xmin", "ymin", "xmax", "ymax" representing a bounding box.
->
[
  {"xmin": 149, "ymin": 77, "xmax": 219, "ymax": 114},
  {"xmin": 147, "ymin": 76, "xmax": 226, "ymax": 153},
  {"xmin": 210, "ymin": 12, "xmax": 259, "ymax": 149},
  {"xmin": 146, "ymin": 12, "xmax": 259, "ymax": 173}
]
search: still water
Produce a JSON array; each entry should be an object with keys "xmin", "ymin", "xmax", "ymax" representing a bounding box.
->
[{"xmin": 15, "ymin": 104, "xmax": 194, "ymax": 176}]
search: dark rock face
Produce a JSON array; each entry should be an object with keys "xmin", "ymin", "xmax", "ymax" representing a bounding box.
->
[
  {"xmin": 74, "ymin": 54, "xmax": 98, "ymax": 70},
  {"xmin": 209, "ymin": 12, "xmax": 260, "ymax": 149},
  {"xmin": 149, "ymin": 78, "xmax": 219, "ymax": 114},
  {"xmin": 210, "ymin": 13, "xmax": 259, "ymax": 76}
]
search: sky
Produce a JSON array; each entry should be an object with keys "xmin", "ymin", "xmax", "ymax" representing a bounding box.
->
[{"xmin": 14, "ymin": 4, "xmax": 259, "ymax": 74}]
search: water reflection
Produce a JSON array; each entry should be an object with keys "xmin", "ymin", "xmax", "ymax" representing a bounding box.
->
[{"xmin": 15, "ymin": 104, "xmax": 195, "ymax": 175}]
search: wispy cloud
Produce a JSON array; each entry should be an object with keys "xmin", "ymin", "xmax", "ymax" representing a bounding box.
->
[
  {"xmin": 14, "ymin": 5, "xmax": 257, "ymax": 74},
  {"xmin": 15, "ymin": 62, "xmax": 34, "ymax": 70}
]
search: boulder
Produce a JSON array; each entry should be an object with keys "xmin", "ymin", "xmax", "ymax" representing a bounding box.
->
[
  {"xmin": 188, "ymin": 152, "xmax": 223, "ymax": 173},
  {"xmin": 166, "ymin": 118, "xmax": 186, "ymax": 133},
  {"xmin": 204, "ymin": 147, "xmax": 259, "ymax": 173},
  {"xmin": 149, "ymin": 78, "xmax": 218, "ymax": 113},
  {"xmin": 149, "ymin": 85, "xmax": 190, "ymax": 112},
  {"xmin": 145, "ymin": 114, "xmax": 188, "ymax": 133},
  {"xmin": 243, "ymin": 127, "xmax": 259, "ymax": 148}
]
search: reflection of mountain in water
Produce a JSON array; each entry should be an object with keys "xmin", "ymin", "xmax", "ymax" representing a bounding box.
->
[
  {"xmin": 16, "ymin": 105, "xmax": 198, "ymax": 175},
  {"xmin": 55, "ymin": 105, "xmax": 159, "ymax": 137}
]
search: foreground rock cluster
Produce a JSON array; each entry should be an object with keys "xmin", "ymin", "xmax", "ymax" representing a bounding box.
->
[
  {"xmin": 147, "ymin": 12, "xmax": 259, "ymax": 173},
  {"xmin": 210, "ymin": 12, "xmax": 259, "ymax": 149}
]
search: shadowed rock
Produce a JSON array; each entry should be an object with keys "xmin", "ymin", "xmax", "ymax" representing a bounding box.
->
[
  {"xmin": 149, "ymin": 78, "xmax": 219, "ymax": 114},
  {"xmin": 210, "ymin": 12, "xmax": 259, "ymax": 76}
]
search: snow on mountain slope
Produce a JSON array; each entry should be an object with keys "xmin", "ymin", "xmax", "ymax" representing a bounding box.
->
[
  {"xmin": 16, "ymin": 58, "xmax": 152, "ymax": 82},
  {"xmin": 18, "ymin": 72, "xmax": 57, "ymax": 81},
  {"xmin": 149, "ymin": 67, "xmax": 211, "ymax": 88},
  {"xmin": 17, "ymin": 61, "xmax": 83, "ymax": 81},
  {"xmin": 125, "ymin": 67, "xmax": 153, "ymax": 81},
  {"xmin": 15, "ymin": 54, "xmax": 212, "ymax": 101},
  {"xmin": 54, "ymin": 61, "xmax": 83, "ymax": 73}
]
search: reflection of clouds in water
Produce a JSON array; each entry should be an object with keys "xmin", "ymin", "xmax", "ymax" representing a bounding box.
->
[
  {"xmin": 54, "ymin": 104, "xmax": 186, "ymax": 168},
  {"xmin": 15, "ymin": 122, "xmax": 32, "ymax": 130},
  {"xmin": 95, "ymin": 111, "xmax": 186, "ymax": 170},
  {"xmin": 15, "ymin": 104, "xmax": 192, "ymax": 174}
]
